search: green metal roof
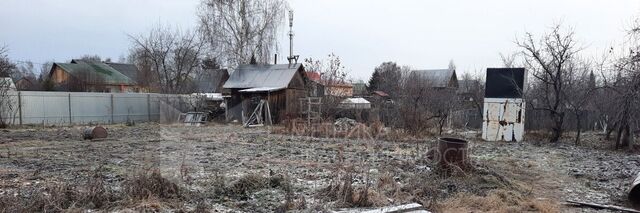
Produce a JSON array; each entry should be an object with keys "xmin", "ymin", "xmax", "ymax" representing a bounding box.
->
[{"xmin": 55, "ymin": 61, "xmax": 136, "ymax": 85}]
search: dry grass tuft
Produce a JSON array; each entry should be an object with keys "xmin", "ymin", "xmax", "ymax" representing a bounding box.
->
[
  {"xmin": 321, "ymin": 172, "xmax": 355, "ymax": 206},
  {"xmin": 0, "ymin": 167, "xmax": 118, "ymax": 212},
  {"xmin": 435, "ymin": 190, "xmax": 560, "ymax": 213},
  {"xmin": 228, "ymin": 173, "xmax": 269, "ymax": 200},
  {"xmin": 124, "ymin": 168, "xmax": 181, "ymax": 200}
]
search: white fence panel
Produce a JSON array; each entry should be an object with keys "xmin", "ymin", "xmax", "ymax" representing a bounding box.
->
[
  {"xmin": 69, "ymin": 92, "xmax": 112, "ymax": 124},
  {"xmin": 1, "ymin": 91, "xmax": 186, "ymax": 126},
  {"xmin": 113, "ymin": 93, "xmax": 150, "ymax": 123},
  {"xmin": 21, "ymin": 91, "xmax": 70, "ymax": 125}
]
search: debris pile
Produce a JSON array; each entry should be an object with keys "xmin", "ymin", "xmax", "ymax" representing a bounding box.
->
[{"xmin": 334, "ymin": 117, "xmax": 358, "ymax": 131}]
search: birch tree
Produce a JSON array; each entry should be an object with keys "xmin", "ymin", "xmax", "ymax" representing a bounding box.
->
[
  {"xmin": 0, "ymin": 46, "xmax": 16, "ymax": 128},
  {"xmin": 198, "ymin": 0, "xmax": 287, "ymax": 68}
]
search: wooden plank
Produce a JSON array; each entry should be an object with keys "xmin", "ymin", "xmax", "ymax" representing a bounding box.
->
[
  {"xmin": 332, "ymin": 203, "xmax": 430, "ymax": 213},
  {"xmin": 566, "ymin": 200, "xmax": 640, "ymax": 213}
]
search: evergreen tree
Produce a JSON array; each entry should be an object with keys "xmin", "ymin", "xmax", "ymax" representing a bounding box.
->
[{"xmin": 368, "ymin": 69, "xmax": 381, "ymax": 92}]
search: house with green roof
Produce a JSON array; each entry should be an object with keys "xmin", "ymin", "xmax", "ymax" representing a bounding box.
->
[{"xmin": 49, "ymin": 60, "xmax": 144, "ymax": 93}]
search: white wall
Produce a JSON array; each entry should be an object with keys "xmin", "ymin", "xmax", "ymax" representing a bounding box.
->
[{"xmin": 481, "ymin": 98, "xmax": 525, "ymax": 142}]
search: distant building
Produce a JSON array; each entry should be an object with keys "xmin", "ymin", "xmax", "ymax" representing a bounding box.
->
[
  {"xmin": 49, "ymin": 60, "xmax": 143, "ymax": 93},
  {"xmin": 305, "ymin": 71, "xmax": 353, "ymax": 97},
  {"xmin": 339, "ymin": 97, "xmax": 371, "ymax": 109},
  {"xmin": 352, "ymin": 81, "xmax": 367, "ymax": 96},
  {"xmin": 11, "ymin": 75, "xmax": 38, "ymax": 91},
  {"xmin": 305, "ymin": 71, "xmax": 324, "ymax": 97},
  {"xmin": 409, "ymin": 69, "xmax": 458, "ymax": 89},
  {"xmin": 324, "ymin": 83, "xmax": 353, "ymax": 97}
]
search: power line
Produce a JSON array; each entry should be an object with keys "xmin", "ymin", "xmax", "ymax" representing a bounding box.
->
[{"xmin": 14, "ymin": 60, "xmax": 53, "ymax": 65}]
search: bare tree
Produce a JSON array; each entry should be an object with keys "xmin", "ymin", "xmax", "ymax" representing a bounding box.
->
[
  {"xmin": 399, "ymin": 74, "xmax": 458, "ymax": 135},
  {"xmin": 458, "ymin": 71, "xmax": 485, "ymax": 117},
  {"xmin": 367, "ymin": 62, "xmax": 403, "ymax": 97},
  {"xmin": 304, "ymin": 53, "xmax": 347, "ymax": 87},
  {"xmin": 0, "ymin": 46, "xmax": 14, "ymax": 78},
  {"xmin": 563, "ymin": 59, "xmax": 597, "ymax": 145},
  {"xmin": 197, "ymin": 0, "xmax": 287, "ymax": 68},
  {"xmin": 0, "ymin": 46, "xmax": 16, "ymax": 128},
  {"xmin": 79, "ymin": 54, "xmax": 102, "ymax": 62},
  {"xmin": 499, "ymin": 52, "xmax": 519, "ymax": 68},
  {"xmin": 304, "ymin": 53, "xmax": 350, "ymax": 118},
  {"xmin": 38, "ymin": 62, "xmax": 55, "ymax": 91},
  {"xmin": 448, "ymin": 59, "xmax": 456, "ymax": 71},
  {"xmin": 129, "ymin": 25, "xmax": 204, "ymax": 94},
  {"xmin": 600, "ymin": 19, "xmax": 640, "ymax": 149},
  {"xmin": 517, "ymin": 24, "xmax": 581, "ymax": 142}
]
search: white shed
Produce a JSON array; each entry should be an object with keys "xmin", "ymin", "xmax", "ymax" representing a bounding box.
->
[
  {"xmin": 339, "ymin": 97, "xmax": 371, "ymax": 109},
  {"xmin": 482, "ymin": 68, "xmax": 526, "ymax": 142}
]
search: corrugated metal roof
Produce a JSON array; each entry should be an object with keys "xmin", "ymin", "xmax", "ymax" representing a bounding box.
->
[
  {"xmin": 54, "ymin": 61, "xmax": 136, "ymax": 85},
  {"xmin": 339, "ymin": 97, "xmax": 372, "ymax": 109},
  {"xmin": 239, "ymin": 87, "xmax": 285, "ymax": 92},
  {"xmin": 191, "ymin": 93, "xmax": 224, "ymax": 101},
  {"xmin": 341, "ymin": 97, "xmax": 370, "ymax": 104},
  {"xmin": 410, "ymin": 69, "xmax": 457, "ymax": 88},
  {"xmin": 105, "ymin": 62, "xmax": 139, "ymax": 82},
  {"xmin": 223, "ymin": 63, "xmax": 303, "ymax": 89}
]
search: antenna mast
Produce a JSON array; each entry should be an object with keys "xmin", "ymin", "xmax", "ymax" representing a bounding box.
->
[{"xmin": 287, "ymin": 10, "xmax": 299, "ymax": 64}]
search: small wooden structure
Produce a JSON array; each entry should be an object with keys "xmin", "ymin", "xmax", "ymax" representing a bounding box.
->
[
  {"xmin": 223, "ymin": 63, "xmax": 307, "ymax": 124},
  {"xmin": 299, "ymin": 97, "xmax": 322, "ymax": 126}
]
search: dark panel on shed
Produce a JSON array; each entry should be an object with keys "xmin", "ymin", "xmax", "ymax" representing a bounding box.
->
[{"xmin": 484, "ymin": 68, "xmax": 525, "ymax": 98}]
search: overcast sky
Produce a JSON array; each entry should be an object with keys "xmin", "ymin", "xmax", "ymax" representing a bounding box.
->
[{"xmin": 1, "ymin": 0, "xmax": 639, "ymax": 80}]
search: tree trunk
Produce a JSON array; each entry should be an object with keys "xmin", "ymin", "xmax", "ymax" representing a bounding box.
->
[
  {"xmin": 621, "ymin": 124, "xmax": 631, "ymax": 148},
  {"xmin": 438, "ymin": 115, "xmax": 447, "ymax": 136},
  {"xmin": 605, "ymin": 123, "xmax": 615, "ymax": 140},
  {"xmin": 615, "ymin": 124, "xmax": 624, "ymax": 149},
  {"xmin": 549, "ymin": 112, "xmax": 565, "ymax": 143},
  {"xmin": 575, "ymin": 112, "xmax": 581, "ymax": 145}
]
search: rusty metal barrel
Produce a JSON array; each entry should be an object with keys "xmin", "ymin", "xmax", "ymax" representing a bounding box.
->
[
  {"xmin": 83, "ymin": 126, "xmax": 108, "ymax": 140},
  {"xmin": 629, "ymin": 172, "xmax": 640, "ymax": 207},
  {"xmin": 436, "ymin": 137, "xmax": 469, "ymax": 170}
]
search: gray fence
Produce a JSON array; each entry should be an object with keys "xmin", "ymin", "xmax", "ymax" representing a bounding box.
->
[{"xmin": 2, "ymin": 91, "xmax": 194, "ymax": 126}]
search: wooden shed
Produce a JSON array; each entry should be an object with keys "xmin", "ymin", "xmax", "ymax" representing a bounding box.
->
[{"xmin": 223, "ymin": 63, "xmax": 307, "ymax": 124}]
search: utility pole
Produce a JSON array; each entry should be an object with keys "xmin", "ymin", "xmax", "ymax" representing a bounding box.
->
[{"xmin": 287, "ymin": 10, "xmax": 299, "ymax": 64}]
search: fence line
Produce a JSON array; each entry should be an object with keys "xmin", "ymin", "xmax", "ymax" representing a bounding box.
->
[{"xmin": 2, "ymin": 91, "xmax": 196, "ymax": 126}]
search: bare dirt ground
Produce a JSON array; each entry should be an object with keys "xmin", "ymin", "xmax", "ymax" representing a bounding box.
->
[{"xmin": 0, "ymin": 123, "xmax": 638, "ymax": 212}]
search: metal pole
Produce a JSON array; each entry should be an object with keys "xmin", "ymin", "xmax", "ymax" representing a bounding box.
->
[
  {"xmin": 68, "ymin": 93, "xmax": 72, "ymax": 124},
  {"xmin": 17, "ymin": 91, "xmax": 22, "ymax": 126},
  {"xmin": 110, "ymin": 94, "xmax": 114, "ymax": 124},
  {"xmin": 147, "ymin": 94, "xmax": 151, "ymax": 122}
]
